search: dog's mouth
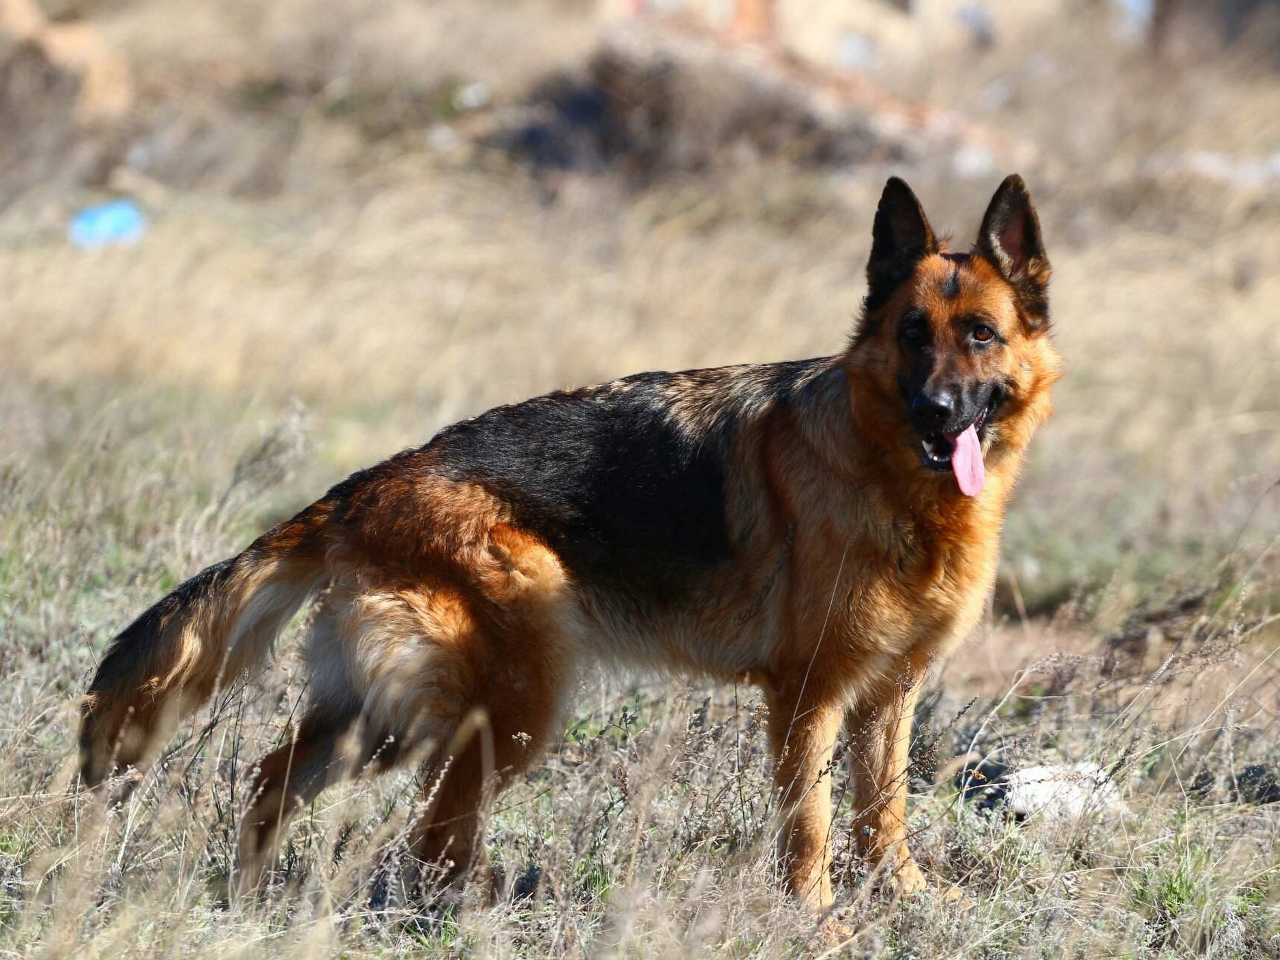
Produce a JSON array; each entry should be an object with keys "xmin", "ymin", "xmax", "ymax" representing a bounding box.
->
[
  {"xmin": 918, "ymin": 393, "xmax": 1002, "ymax": 496},
  {"xmin": 919, "ymin": 405, "xmax": 991, "ymax": 470}
]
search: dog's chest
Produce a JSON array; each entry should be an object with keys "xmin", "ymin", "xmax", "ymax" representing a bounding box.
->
[{"xmin": 838, "ymin": 523, "xmax": 998, "ymax": 663}]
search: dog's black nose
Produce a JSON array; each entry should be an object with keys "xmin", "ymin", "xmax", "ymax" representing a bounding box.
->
[{"xmin": 910, "ymin": 390, "xmax": 956, "ymax": 432}]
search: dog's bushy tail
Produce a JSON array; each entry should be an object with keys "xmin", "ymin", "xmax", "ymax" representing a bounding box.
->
[{"xmin": 79, "ymin": 502, "xmax": 333, "ymax": 787}]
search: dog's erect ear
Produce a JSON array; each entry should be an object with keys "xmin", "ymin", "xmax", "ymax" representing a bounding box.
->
[
  {"xmin": 974, "ymin": 174, "xmax": 1050, "ymax": 325},
  {"xmin": 866, "ymin": 177, "xmax": 938, "ymax": 310}
]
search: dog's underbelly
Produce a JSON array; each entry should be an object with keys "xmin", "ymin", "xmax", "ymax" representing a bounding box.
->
[{"xmin": 573, "ymin": 584, "xmax": 779, "ymax": 680}]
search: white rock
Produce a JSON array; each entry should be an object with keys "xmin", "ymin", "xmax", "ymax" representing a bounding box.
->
[{"xmin": 1001, "ymin": 762, "xmax": 1122, "ymax": 820}]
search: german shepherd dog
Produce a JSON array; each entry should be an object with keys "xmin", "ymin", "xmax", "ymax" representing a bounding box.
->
[{"xmin": 80, "ymin": 175, "xmax": 1060, "ymax": 915}]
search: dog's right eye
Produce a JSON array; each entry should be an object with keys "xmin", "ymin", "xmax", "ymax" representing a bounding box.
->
[{"xmin": 901, "ymin": 324, "xmax": 923, "ymax": 345}]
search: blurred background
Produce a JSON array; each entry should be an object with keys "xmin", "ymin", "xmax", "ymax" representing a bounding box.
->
[{"xmin": 3, "ymin": 1, "xmax": 1280, "ymax": 954}]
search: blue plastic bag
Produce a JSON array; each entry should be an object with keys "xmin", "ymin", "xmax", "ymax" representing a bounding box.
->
[{"xmin": 69, "ymin": 200, "xmax": 148, "ymax": 248}]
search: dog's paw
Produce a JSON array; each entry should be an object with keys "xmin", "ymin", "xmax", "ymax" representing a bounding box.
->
[
  {"xmin": 889, "ymin": 867, "xmax": 976, "ymax": 911},
  {"xmin": 817, "ymin": 915, "xmax": 857, "ymax": 947},
  {"xmin": 887, "ymin": 857, "xmax": 928, "ymax": 898},
  {"xmin": 929, "ymin": 882, "xmax": 975, "ymax": 910},
  {"xmin": 883, "ymin": 859, "xmax": 974, "ymax": 907}
]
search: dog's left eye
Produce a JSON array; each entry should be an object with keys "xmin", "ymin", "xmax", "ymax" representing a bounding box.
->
[{"xmin": 972, "ymin": 325, "xmax": 996, "ymax": 343}]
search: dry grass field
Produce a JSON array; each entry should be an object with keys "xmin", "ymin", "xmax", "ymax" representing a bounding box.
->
[{"xmin": 2, "ymin": 1, "xmax": 1280, "ymax": 956}]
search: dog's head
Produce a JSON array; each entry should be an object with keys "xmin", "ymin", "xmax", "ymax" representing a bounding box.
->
[{"xmin": 846, "ymin": 175, "xmax": 1063, "ymax": 497}]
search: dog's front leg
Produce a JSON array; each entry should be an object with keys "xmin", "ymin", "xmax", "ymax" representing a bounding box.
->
[
  {"xmin": 845, "ymin": 673, "xmax": 926, "ymax": 896},
  {"xmin": 763, "ymin": 684, "xmax": 845, "ymax": 913}
]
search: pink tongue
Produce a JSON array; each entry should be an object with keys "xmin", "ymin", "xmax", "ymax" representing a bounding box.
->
[{"xmin": 951, "ymin": 424, "xmax": 986, "ymax": 497}]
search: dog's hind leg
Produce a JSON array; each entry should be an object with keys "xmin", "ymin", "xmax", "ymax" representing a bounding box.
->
[
  {"xmin": 381, "ymin": 525, "xmax": 582, "ymax": 901},
  {"xmin": 285, "ymin": 521, "xmax": 582, "ymax": 903},
  {"xmin": 404, "ymin": 679, "xmax": 561, "ymax": 902},
  {"xmin": 234, "ymin": 580, "xmax": 405, "ymax": 894},
  {"xmin": 236, "ymin": 705, "xmax": 367, "ymax": 895}
]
